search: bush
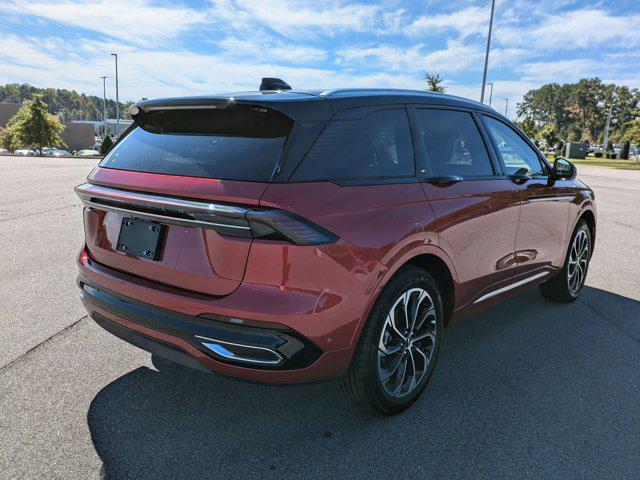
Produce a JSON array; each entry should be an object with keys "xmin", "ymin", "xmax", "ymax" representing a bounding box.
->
[
  {"xmin": 594, "ymin": 150, "xmax": 603, "ymax": 158},
  {"xmin": 605, "ymin": 152, "xmax": 618, "ymax": 159},
  {"xmin": 620, "ymin": 141, "xmax": 630, "ymax": 160},
  {"xmin": 99, "ymin": 136, "xmax": 113, "ymax": 155}
]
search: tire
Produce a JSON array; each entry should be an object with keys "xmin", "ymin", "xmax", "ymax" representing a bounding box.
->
[
  {"xmin": 539, "ymin": 220, "xmax": 592, "ymax": 303},
  {"xmin": 340, "ymin": 266, "xmax": 444, "ymax": 415}
]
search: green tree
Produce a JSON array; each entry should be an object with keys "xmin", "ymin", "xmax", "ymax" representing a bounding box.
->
[
  {"xmin": 0, "ymin": 94, "xmax": 65, "ymax": 151},
  {"xmin": 620, "ymin": 141, "xmax": 630, "ymax": 160},
  {"xmin": 99, "ymin": 135, "xmax": 113, "ymax": 155},
  {"xmin": 539, "ymin": 123, "xmax": 558, "ymax": 151},
  {"xmin": 516, "ymin": 117, "xmax": 538, "ymax": 139},
  {"xmin": 623, "ymin": 110, "xmax": 640, "ymax": 145},
  {"xmin": 424, "ymin": 72, "xmax": 445, "ymax": 93}
]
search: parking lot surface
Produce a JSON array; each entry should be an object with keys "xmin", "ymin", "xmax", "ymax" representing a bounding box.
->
[{"xmin": 0, "ymin": 156, "xmax": 638, "ymax": 479}]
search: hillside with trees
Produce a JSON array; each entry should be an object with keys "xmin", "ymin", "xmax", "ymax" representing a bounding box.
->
[
  {"xmin": 516, "ymin": 78, "xmax": 639, "ymax": 145},
  {"xmin": 0, "ymin": 83, "xmax": 136, "ymax": 122}
]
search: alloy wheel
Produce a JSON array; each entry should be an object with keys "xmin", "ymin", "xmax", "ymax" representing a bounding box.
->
[
  {"xmin": 567, "ymin": 229, "xmax": 589, "ymax": 295},
  {"xmin": 377, "ymin": 288, "xmax": 438, "ymax": 398}
]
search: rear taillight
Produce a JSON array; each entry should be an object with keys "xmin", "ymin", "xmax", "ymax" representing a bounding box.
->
[
  {"xmin": 246, "ymin": 209, "xmax": 338, "ymax": 246},
  {"xmin": 75, "ymin": 183, "xmax": 338, "ymax": 246}
]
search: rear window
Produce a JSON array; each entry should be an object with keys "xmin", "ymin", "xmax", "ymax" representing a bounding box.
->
[
  {"xmin": 291, "ymin": 108, "xmax": 414, "ymax": 181},
  {"xmin": 100, "ymin": 105, "xmax": 292, "ymax": 181}
]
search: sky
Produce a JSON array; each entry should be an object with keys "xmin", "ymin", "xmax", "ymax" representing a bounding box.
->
[{"xmin": 0, "ymin": 0, "xmax": 639, "ymax": 117}]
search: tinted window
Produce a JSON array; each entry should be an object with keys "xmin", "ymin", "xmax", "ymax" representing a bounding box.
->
[
  {"xmin": 483, "ymin": 116, "xmax": 546, "ymax": 176},
  {"xmin": 291, "ymin": 109, "xmax": 414, "ymax": 181},
  {"xmin": 100, "ymin": 105, "xmax": 292, "ymax": 181},
  {"xmin": 414, "ymin": 109, "xmax": 493, "ymax": 177}
]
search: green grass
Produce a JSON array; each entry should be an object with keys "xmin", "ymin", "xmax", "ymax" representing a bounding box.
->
[{"xmin": 546, "ymin": 155, "xmax": 640, "ymax": 170}]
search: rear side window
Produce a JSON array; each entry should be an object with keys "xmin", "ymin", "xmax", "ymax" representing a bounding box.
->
[
  {"xmin": 483, "ymin": 116, "xmax": 546, "ymax": 176},
  {"xmin": 100, "ymin": 105, "xmax": 292, "ymax": 182},
  {"xmin": 291, "ymin": 108, "xmax": 414, "ymax": 181},
  {"xmin": 413, "ymin": 109, "xmax": 493, "ymax": 177}
]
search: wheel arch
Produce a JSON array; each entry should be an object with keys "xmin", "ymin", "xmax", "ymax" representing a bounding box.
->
[{"xmin": 350, "ymin": 246, "xmax": 459, "ymax": 347}]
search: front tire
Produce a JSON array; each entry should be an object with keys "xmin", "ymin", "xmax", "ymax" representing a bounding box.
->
[
  {"xmin": 539, "ymin": 220, "xmax": 592, "ymax": 303},
  {"xmin": 340, "ymin": 266, "xmax": 444, "ymax": 415}
]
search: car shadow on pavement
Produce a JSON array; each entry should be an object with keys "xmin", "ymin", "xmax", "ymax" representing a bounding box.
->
[{"xmin": 87, "ymin": 286, "xmax": 640, "ymax": 480}]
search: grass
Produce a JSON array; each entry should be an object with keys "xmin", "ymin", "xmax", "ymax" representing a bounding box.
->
[{"xmin": 546, "ymin": 155, "xmax": 640, "ymax": 170}]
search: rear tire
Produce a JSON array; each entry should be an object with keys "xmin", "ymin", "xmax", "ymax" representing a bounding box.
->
[
  {"xmin": 340, "ymin": 266, "xmax": 444, "ymax": 415},
  {"xmin": 539, "ymin": 220, "xmax": 591, "ymax": 303}
]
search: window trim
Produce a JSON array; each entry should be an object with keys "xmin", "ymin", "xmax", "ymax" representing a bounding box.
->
[
  {"xmin": 480, "ymin": 113, "xmax": 552, "ymax": 177},
  {"xmin": 287, "ymin": 106, "xmax": 417, "ymax": 184},
  {"xmin": 407, "ymin": 105, "xmax": 499, "ymax": 181}
]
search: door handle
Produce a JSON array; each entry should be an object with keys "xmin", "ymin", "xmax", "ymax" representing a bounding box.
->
[{"xmin": 423, "ymin": 175, "xmax": 463, "ymax": 186}]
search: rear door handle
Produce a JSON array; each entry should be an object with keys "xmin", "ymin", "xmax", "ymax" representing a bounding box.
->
[{"xmin": 423, "ymin": 175, "xmax": 463, "ymax": 186}]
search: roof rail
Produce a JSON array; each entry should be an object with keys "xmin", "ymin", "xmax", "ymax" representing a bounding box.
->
[{"xmin": 319, "ymin": 88, "xmax": 432, "ymax": 96}]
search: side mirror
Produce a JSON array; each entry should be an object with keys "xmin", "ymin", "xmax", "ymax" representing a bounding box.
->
[{"xmin": 553, "ymin": 157, "xmax": 576, "ymax": 180}]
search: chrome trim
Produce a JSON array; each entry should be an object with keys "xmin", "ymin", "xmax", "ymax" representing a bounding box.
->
[
  {"xmin": 195, "ymin": 335, "xmax": 284, "ymax": 366},
  {"xmin": 528, "ymin": 194, "xmax": 574, "ymax": 203},
  {"xmin": 474, "ymin": 271, "xmax": 549, "ymax": 304},
  {"xmin": 75, "ymin": 183, "xmax": 251, "ymax": 232}
]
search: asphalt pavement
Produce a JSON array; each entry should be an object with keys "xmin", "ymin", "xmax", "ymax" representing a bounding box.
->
[{"xmin": 0, "ymin": 156, "xmax": 638, "ymax": 479}]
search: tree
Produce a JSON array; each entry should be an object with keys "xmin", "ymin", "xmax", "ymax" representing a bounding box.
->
[
  {"xmin": 623, "ymin": 110, "xmax": 640, "ymax": 146},
  {"xmin": 516, "ymin": 117, "xmax": 538, "ymax": 139},
  {"xmin": 100, "ymin": 135, "xmax": 113, "ymax": 155},
  {"xmin": 539, "ymin": 124, "xmax": 558, "ymax": 151},
  {"xmin": 620, "ymin": 141, "xmax": 630, "ymax": 160},
  {"xmin": 0, "ymin": 94, "xmax": 65, "ymax": 152},
  {"xmin": 424, "ymin": 72, "xmax": 445, "ymax": 93}
]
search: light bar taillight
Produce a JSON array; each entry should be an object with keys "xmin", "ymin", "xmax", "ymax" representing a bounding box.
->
[{"xmin": 75, "ymin": 183, "xmax": 338, "ymax": 246}]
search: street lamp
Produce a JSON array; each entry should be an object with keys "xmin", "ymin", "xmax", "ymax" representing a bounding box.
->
[
  {"xmin": 110, "ymin": 53, "xmax": 119, "ymax": 137},
  {"xmin": 100, "ymin": 76, "xmax": 108, "ymax": 138},
  {"xmin": 602, "ymin": 104, "xmax": 613, "ymax": 152},
  {"xmin": 486, "ymin": 82, "xmax": 494, "ymax": 106},
  {"xmin": 504, "ymin": 98, "xmax": 509, "ymax": 118},
  {"xmin": 480, "ymin": 0, "xmax": 496, "ymax": 103}
]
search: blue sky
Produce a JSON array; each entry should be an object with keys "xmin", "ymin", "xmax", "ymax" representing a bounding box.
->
[{"xmin": 0, "ymin": 0, "xmax": 638, "ymax": 116}]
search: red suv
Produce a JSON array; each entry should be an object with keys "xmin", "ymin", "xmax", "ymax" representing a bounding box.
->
[{"xmin": 76, "ymin": 81, "xmax": 596, "ymax": 414}]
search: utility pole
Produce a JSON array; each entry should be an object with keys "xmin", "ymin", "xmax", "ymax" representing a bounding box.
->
[
  {"xmin": 504, "ymin": 98, "xmax": 509, "ymax": 118},
  {"xmin": 480, "ymin": 0, "xmax": 496, "ymax": 103},
  {"xmin": 100, "ymin": 76, "xmax": 108, "ymax": 138},
  {"xmin": 487, "ymin": 82, "xmax": 494, "ymax": 106},
  {"xmin": 602, "ymin": 104, "xmax": 613, "ymax": 151},
  {"xmin": 110, "ymin": 53, "xmax": 119, "ymax": 137}
]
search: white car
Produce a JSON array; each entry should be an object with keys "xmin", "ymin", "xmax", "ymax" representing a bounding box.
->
[
  {"xmin": 75, "ymin": 149, "xmax": 101, "ymax": 156},
  {"xmin": 0, "ymin": 148, "xmax": 8, "ymax": 154},
  {"xmin": 15, "ymin": 149, "xmax": 36, "ymax": 156},
  {"xmin": 46, "ymin": 149, "xmax": 71, "ymax": 157}
]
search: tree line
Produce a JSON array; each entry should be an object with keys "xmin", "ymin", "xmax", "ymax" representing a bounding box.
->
[
  {"xmin": 516, "ymin": 78, "xmax": 639, "ymax": 147},
  {"xmin": 0, "ymin": 83, "xmax": 136, "ymax": 122}
]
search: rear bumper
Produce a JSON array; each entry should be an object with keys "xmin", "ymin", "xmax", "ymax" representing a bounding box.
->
[{"xmin": 78, "ymin": 276, "xmax": 355, "ymax": 384}]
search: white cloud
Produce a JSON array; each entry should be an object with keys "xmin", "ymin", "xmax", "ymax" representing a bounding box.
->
[
  {"xmin": 210, "ymin": 0, "xmax": 394, "ymax": 38},
  {"xmin": 218, "ymin": 37, "xmax": 328, "ymax": 64},
  {"xmin": 407, "ymin": 5, "xmax": 490, "ymax": 38},
  {"xmin": 1, "ymin": 0, "xmax": 209, "ymax": 44}
]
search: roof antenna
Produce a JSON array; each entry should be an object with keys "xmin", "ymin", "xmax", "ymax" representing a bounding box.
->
[{"xmin": 260, "ymin": 78, "xmax": 291, "ymax": 91}]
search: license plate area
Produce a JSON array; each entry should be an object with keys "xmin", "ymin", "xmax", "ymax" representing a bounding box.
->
[{"xmin": 116, "ymin": 218, "xmax": 164, "ymax": 260}]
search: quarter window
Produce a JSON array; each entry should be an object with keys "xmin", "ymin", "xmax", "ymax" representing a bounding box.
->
[
  {"xmin": 483, "ymin": 116, "xmax": 546, "ymax": 176},
  {"xmin": 413, "ymin": 109, "xmax": 493, "ymax": 177},
  {"xmin": 291, "ymin": 109, "xmax": 414, "ymax": 181}
]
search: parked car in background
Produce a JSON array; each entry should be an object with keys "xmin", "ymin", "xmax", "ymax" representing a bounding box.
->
[
  {"xmin": 75, "ymin": 149, "xmax": 101, "ymax": 157},
  {"xmin": 15, "ymin": 149, "xmax": 36, "ymax": 156},
  {"xmin": 0, "ymin": 148, "xmax": 8, "ymax": 154},
  {"xmin": 45, "ymin": 149, "xmax": 71, "ymax": 157},
  {"xmin": 75, "ymin": 82, "xmax": 597, "ymax": 415}
]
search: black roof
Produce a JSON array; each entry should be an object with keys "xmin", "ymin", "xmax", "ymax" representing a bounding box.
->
[{"xmin": 135, "ymin": 88, "xmax": 500, "ymax": 122}]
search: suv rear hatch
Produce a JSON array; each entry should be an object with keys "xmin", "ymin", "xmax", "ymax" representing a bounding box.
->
[{"xmin": 78, "ymin": 102, "xmax": 296, "ymax": 296}]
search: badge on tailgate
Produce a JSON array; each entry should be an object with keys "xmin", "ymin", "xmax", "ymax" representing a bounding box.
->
[{"xmin": 116, "ymin": 218, "xmax": 164, "ymax": 260}]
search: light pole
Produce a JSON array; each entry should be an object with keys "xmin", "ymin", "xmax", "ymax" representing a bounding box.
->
[
  {"xmin": 504, "ymin": 98, "xmax": 509, "ymax": 118},
  {"xmin": 100, "ymin": 76, "xmax": 108, "ymax": 138},
  {"xmin": 602, "ymin": 104, "xmax": 613, "ymax": 152},
  {"xmin": 110, "ymin": 53, "xmax": 119, "ymax": 137},
  {"xmin": 480, "ymin": 0, "xmax": 496, "ymax": 103},
  {"xmin": 487, "ymin": 82, "xmax": 494, "ymax": 106}
]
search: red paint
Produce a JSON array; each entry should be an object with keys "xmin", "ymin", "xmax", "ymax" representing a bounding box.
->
[{"xmin": 79, "ymin": 166, "xmax": 595, "ymax": 383}]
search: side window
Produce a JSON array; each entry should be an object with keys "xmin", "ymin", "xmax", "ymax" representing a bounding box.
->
[
  {"xmin": 291, "ymin": 109, "xmax": 414, "ymax": 181},
  {"xmin": 483, "ymin": 116, "xmax": 546, "ymax": 176},
  {"xmin": 413, "ymin": 109, "xmax": 493, "ymax": 177}
]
